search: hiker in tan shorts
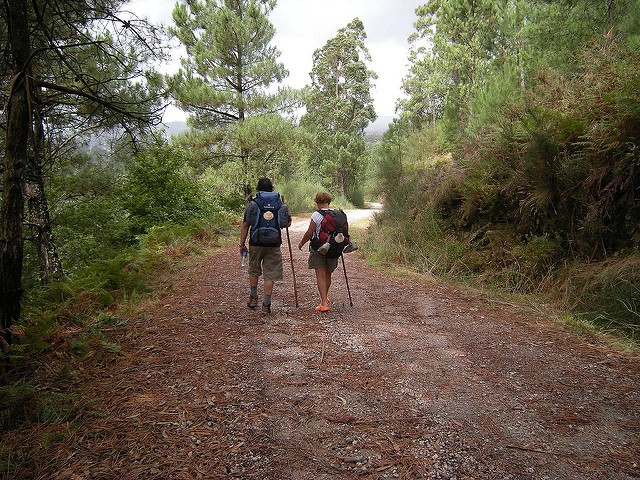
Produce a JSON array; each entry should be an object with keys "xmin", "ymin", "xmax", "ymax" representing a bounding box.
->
[{"xmin": 239, "ymin": 178, "xmax": 291, "ymax": 313}]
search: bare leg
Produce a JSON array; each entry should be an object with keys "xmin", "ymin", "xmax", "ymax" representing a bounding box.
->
[
  {"xmin": 264, "ymin": 280, "xmax": 274, "ymax": 296},
  {"xmin": 315, "ymin": 268, "xmax": 330, "ymax": 307}
]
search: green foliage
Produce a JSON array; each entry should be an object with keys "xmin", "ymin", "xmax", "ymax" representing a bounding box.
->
[
  {"xmin": 364, "ymin": 201, "xmax": 464, "ymax": 277},
  {"xmin": 168, "ymin": 0, "xmax": 291, "ymax": 128},
  {"xmin": 523, "ymin": 0, "xmax": 611, "ymax": 76},
  {"xmin": 123, "ymin": 147, "xmax": 204, "ymax": 232},
  {"xmin": 436, "ymin": 42, "xmax": 640, "ymax": 257},
  {"xmin": 139, "ymin": 216, "xmax": 232, "ymax": 252},
  {"xmin": 373, "ymin": 0, "xmax": 640, "ymax": 340},
  {"xmin": 23, "ymin": 151, "xmax": 131, "ymax": 282},
  {"xmin": 167, "ymin": 0, "xmax": 302, "ymax": 189},
  {"xmin": 0, "ymin": 383, "xmax": 80, "ymax": 431},
  {"xmin": 176, "ymin": 114, "xmax": 308, "ymax": 213},
  {"xmin": 0, "ymin": 384, "xmax": 40, "ymax": 430},
  {"xmin": 302, "ymin": 18, "xmax": 377, "ymax": 200},
  {"xmin": 561, "ymin": 255, "xmax": 640, "ymax": 341},
  {"xmin": 348, "ymin": 186, "xmax": 365, "ymax": 209},
  {"xmin": 277, "ymin": 179, "xmax": 355, "ymax": 215},
  {"xmin": 402, "ymin": 0, "xmax": 501, "ymax": 130},
  {"xmin": 54, "ymin": 196, "xmax": 134, "ymax": 272},
  {"xmin": 302, "ymin": 129, "xmax": 368, "ymax": 205},
  {"xmin": 277, "ymin": 179, "xmax": 325, "ymax": 214},
  {"xmin": 467, "ymin": 63, "xmax": 524, "ymax": 136},
  {"xmin": 15, "ymin": 218, "xmax": 225, "ymax": 365},
  {"xmin": 200, "ymin": 162, "xmax": 247, "ymax": 212},
  {"xmin": 492, "ymin": 234, "xmax": 563, "ymax": 293},
  {"xmin": 619, "ymin": 1, "xmax": 640, "ymax": 49},
  {"xmin": 232, "ymin": 114, "xmax": 306, "ymax": 184},
  {"xmin": 303, "ymin": 18, "xmax": 377, "ymax": 134},
  {"xmin": 18, "ymin": 256, "xmax": 147, "ymax": 354}
]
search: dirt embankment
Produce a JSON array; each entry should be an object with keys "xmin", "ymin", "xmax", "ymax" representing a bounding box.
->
[{"xmin": 8, "ymin": 209, "xmax": 640, "ymax": 479}]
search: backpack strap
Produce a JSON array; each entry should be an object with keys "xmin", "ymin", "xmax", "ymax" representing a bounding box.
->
[
  {"xmin": 250, "ymin": 199, "xmax": 261, "ymax": 232},
  {"xmin": 312, "ymin": 209, "xmax": 332, "ymax": 239}
]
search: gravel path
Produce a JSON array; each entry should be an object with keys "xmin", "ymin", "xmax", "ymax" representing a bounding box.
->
[{"xmin": 9, "ymin": 211, "xmax": 640, "ymax": 479}]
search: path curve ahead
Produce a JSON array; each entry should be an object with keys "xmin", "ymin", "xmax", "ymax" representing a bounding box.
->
[{"xmin": 288, "ymin": 204, "xmax": 382, "ymax": 234}]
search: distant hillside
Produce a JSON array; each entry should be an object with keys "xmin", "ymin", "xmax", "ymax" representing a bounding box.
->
[
  {"xmin": 365, "ymin": 116, "xmax": 394, "ymax": 135},
  {"xmin": 164, "ymin": 121, "xmax": 190, "ymax": 138},
  {"xmin": 162, "ymin": 115, "xmax": 394, "ymax": 140}
]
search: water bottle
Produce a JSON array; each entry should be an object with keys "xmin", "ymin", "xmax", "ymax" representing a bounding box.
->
[
  {"xmin": 241, "ymin": 249, "xmax": 248, "ymax": 266},
  {"xmin": 318, "ymin": 241, "xmax": 331, "ymax": 255}
]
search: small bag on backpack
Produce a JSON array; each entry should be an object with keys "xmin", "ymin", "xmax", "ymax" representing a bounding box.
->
[
  {"xmin": 250, "ymin": 191, "xmax": 282, "ymax": 247},
  {"xmin": 310, "ymin": 208, "xmax": 350, "ymax": 258}
]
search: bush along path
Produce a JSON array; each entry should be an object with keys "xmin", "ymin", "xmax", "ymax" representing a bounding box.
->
[{"xmin": 8, "ymin": 222, "xmax": 640, "ymax": 479}]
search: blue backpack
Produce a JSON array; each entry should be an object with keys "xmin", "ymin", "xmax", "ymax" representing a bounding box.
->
[{"xmin": 250, "ymin": 191, "xmax": 282, "ymax": 247}]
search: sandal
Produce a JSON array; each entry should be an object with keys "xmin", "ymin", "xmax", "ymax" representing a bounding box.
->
[{"xmin": 314, "ymin": 305, "xmax": 330, "ymax": 312}]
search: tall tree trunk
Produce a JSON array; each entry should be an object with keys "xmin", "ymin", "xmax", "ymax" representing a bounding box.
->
[
  {"xmin": 605, "ymin": 0, "xmax": 615, "ymax": 23},
  {"xmin": 515, "ymin": 2, "xmax": 527, "ymax": 93},
  {"xmin": 26, "ymin": 108, "xmax": 64, "ymax": 284},
  {"xmin": 1, "ymin": 0, "xmax": 32, "ymax": 345}
]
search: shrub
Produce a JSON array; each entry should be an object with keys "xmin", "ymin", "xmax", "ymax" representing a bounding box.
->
[
  {"xmin": 200, "ymin": 162, "xmax": 248, "ymax": 213},
  {"xmin": 561, "ymin": 255, "xmax": 640, "ymax": 341},
  {"xmin": 123, "ymin": 147, "xmax": 204, "ymax": 231},
  {"xmin": 0, "ymin": 383, "xmax": 79, "ymax": 433},
  {"xmin": 277, "ymin": 179, "xmax": 354, "ymax": 215},
  {"xmin": 503, "ymin": 235, "xmax": 563, "ymax": 293},
  {"xmin": 277, "ymin": 179, "xmax": 325, "ymax": 214}
]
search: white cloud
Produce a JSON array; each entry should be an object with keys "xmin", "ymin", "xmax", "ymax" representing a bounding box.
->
[
  {"xmin": 371, "ymin": 43, "xmax": 410, "ymax": 116},
  {"xmin": 125, "ymin": 0, "xmax": 175, "ymax": 25},
  {"xmin": 163, "ymin": 104, "xmax": 188, "ymax": 123}
]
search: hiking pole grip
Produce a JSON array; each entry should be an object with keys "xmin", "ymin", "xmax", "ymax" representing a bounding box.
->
[
  {"xmin": 285, "ymin": 226, "xmax": 299, "ymax": 308},
  {"xmin": 341, "ymin": 254, "xmax": 353, "ymax": 307}
]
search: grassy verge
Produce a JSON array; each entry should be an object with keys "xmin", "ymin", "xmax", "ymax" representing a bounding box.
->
[{"xmin": 361, "ymin": 215, "xmax": 639, "ymax": 349}]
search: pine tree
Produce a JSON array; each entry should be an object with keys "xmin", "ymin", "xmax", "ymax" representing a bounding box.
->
[
  {"xmin": 1, "ymin": 0, "xmax": 165, "ymax": 340},
  {"xmin": 168, "ymin": 0, "xmax": 297, "ymax": 184}
]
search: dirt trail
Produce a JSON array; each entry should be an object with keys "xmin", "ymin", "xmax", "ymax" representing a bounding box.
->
[{"xmin": 15, "ymin": 210, "xmax": 640, "ymax": 479}]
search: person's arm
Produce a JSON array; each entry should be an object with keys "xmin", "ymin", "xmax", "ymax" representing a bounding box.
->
[
  {"xmin": 240, "ymin": 222, "xmax": 249, "ymax": 253},
  {"xmin": 240, "ymin": 204, "xmax": 254, "ymax": 253},
  {"xmin": 298, "ymin": 220, "xmax": 316, "ymax": 250}
]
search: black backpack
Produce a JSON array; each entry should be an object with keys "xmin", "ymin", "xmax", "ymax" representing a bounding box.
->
[
  {"xmin": 250, "ymin": 191, "xmax": 282, "ymax": 247},
  {"xmin": 310, "ymin": 209, "xmax": 350, "ymax": 258}
]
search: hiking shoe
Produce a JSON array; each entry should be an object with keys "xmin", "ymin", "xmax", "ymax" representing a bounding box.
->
[
  {"xmin": 343, "ymin": 242, "xmax": 359, "ymax": 253},
  {"xmin": 248, "ymin": 295, "xmax": 258, "ymax": 308},
  {"xmin": 261, "ymin": 303, "xmax": 271, "ymax": 314}
]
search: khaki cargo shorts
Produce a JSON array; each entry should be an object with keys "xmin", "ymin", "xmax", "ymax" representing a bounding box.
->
[
  {"xmin": 308, "ymin": 248, "xmax": 339, "ymax": 273},
  {"xmin": 248, "ymin": 246, "xmax": 283, "ymax": 281}
]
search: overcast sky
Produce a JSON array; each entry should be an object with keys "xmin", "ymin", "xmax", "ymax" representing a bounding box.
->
[{"xmin": 127, "ymin": 0, "xmax": 424, "ymax": 123}]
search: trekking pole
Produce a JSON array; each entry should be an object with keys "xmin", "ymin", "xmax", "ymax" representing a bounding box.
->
[
  {"xmin": 341, "ymin": 253, "xmax": 353, "ymax": 307},
  {"xmin": 285, "ymin": 226, "xmax": 299, "ymax": 308}
]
